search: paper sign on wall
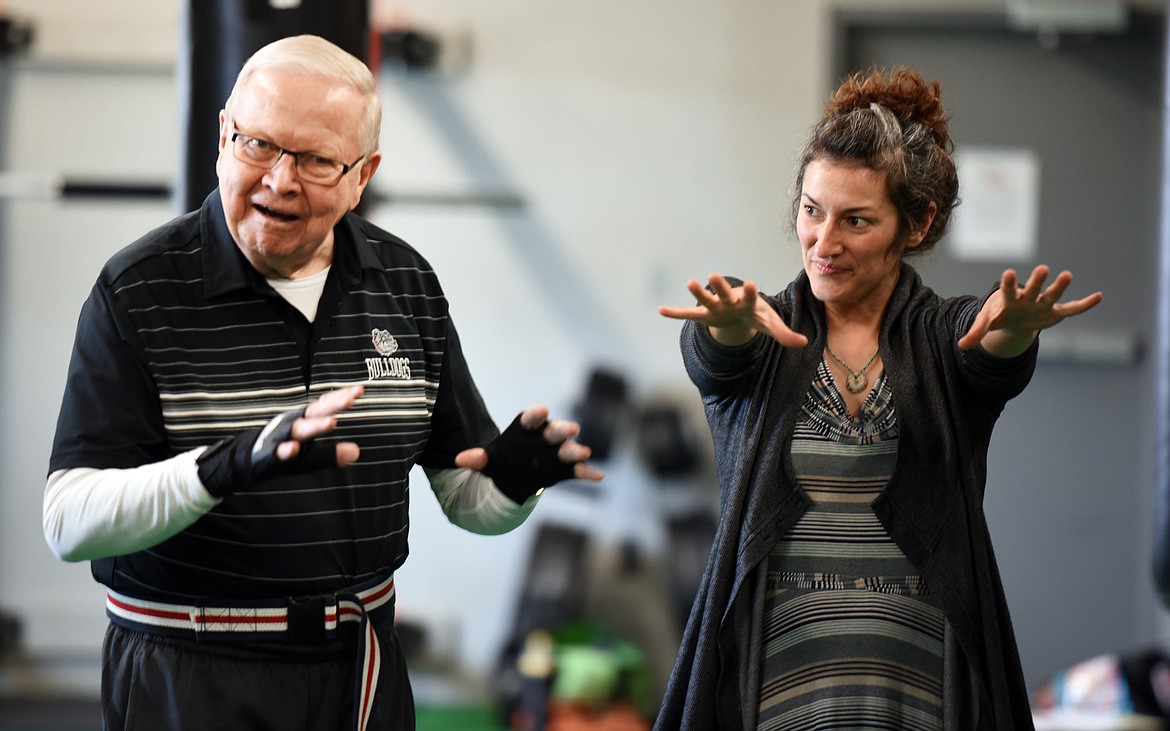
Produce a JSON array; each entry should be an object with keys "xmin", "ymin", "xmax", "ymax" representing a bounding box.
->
[{"xmin": 949, "ymin": 148, "xmax": 1040, "ymax": 261}]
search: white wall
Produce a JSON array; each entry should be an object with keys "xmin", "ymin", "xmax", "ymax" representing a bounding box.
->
[
  {"xmin": 1, "ymin": 0, "xmax": 1166, "ymax": 702},
  {"xmin": 0, "ymin": 0, "xmax": 827, "ymax": 696},
  {"xmin": 366, "ymin": 0, "xmax": 828, "ymax": 688},
  {"xmin": 0, "ymin": 1, "xmax": 179, "ymax": 693}
]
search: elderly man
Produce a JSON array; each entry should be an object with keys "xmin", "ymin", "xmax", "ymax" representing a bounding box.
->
[{"xmin": 43, "ymin": 34, "xmax": 600, "ymax": 731}]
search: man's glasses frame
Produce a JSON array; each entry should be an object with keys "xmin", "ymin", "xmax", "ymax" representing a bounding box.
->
[{"xmin": 229, "ymin": 121, "xmax": 365, "ymax": 186}]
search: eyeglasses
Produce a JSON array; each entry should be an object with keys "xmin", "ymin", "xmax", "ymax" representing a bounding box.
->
[{"xmin": 229, "ymin": 122, "xmax": 365, "ymax": 186}]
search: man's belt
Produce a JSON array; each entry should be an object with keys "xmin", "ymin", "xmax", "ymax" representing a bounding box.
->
[
  {"xmin": 105, "ymin": 574, "xmax": 395, "ymax": 641},
  {"xmin": 105, "ymin": 574, "xmax": 394, "ymax": 731}
]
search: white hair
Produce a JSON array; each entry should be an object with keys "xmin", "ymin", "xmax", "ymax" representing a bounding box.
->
[{"xmin": 224, "ymin": 34, "xmax": 381, "ymax": 154}]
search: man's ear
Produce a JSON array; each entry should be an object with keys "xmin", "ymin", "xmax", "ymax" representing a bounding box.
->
[
  {"xmin": 349, "ymin": 151, "xmax": 382, "ymax": 211},
  {"xmin": 215, "ymin": 110, "xmax": 231, "ymax": 177}
]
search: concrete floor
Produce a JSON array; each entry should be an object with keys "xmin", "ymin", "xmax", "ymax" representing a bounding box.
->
[{"xmin": 0, "ymin": 696, "xmax": 100, "ymax": 730}]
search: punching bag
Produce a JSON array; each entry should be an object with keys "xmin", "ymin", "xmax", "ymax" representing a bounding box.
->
[
  {"xmin": 1153, "ymin": 7, "xmax": 1170, "ymax": 608},
  {"xmin": 177, "ymin": 0, "xmax": 370, "ymax": 213}
]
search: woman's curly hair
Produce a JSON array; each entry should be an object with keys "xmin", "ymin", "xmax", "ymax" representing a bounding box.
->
[{"xmin": 790, "ymin": 67, "xmax": 959, "ymax": 255}]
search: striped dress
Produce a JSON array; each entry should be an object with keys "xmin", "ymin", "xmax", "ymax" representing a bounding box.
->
[{"xmin": 756, "ymin": 360, "xmax": 945, "ymax": 731}]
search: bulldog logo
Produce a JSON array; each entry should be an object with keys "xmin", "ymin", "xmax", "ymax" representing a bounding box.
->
[
  {"xmin": 371, "ymin": 329, "xmax": 399, "ymax": 357},
  {"xmin": 367, "ymin": 329, "xmax": 411, "ymax": 380}
]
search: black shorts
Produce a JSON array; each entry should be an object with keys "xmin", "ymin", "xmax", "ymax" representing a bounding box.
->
[{"xmin": 101, "ymin": 613, "xmax": 415, "ymax": 731}]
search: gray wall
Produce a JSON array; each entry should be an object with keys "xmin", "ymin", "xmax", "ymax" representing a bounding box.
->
[
  {"xmin": 838, "ymin": 10, "xmax": 1165, "ymax": 688},
  {"xmin": 1, "ymin": 0, "xmax": 1166, "ymax": 700}
]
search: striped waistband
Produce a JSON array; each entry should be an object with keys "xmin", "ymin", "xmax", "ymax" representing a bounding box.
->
[
  {"xmin": 105, "ymin": 573, "xmax": 395, "ymax": 642},
  {"xmin": 106, "ymin": 574, "xmax": 394, "ymax": 731}
]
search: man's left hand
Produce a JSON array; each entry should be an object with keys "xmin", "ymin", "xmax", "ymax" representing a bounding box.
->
[{"xmin": 455, "ymin": 405, "xmax": 604, "ymax": 502}]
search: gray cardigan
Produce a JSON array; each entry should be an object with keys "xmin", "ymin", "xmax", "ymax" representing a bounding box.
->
[{"xmin": 655, "ymin": 265, "xmax": 1038, "ymax": 730}]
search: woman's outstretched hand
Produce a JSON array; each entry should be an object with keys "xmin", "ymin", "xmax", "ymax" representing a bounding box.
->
[
  {"xmin": 959, "ymin": 265, "xmax": 1102, "ymax": 357},
  {"xmin": 659, "ymin": 273, "xmax": 809, "ymax": 348}
]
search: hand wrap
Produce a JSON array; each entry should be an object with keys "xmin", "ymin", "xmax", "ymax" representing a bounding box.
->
[
  {"xmin": 482, "ymin": 413, "xmax": 576, "ymax": 504},
  {"xmin": 196, "ymin": 407, "xmax": 340, "ymax": 497}
]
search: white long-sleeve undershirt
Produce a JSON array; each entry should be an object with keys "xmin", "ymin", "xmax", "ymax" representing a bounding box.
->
[
  {"xmin": 423, "ymin": 466, "xmax": 541, "ymax": 536},
  {"xmin": 43, "ymin": 449, "xmax": 216, "ymax": 562},
  {"xmin": 44, "ymin": 454, "xmax": 539, "ymax": 562}
]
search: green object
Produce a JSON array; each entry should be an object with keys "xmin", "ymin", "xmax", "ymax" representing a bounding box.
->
[
  {"xmin": 552, "ymin": 644, "xmax": 622, "ymax": 703},
  {"xmin": 548, "ymin": 622, "xmax": 653, "ymax": 715},
  {"xmin": 415, "ymin": 703, "xmax": 506, "ymax": 731}
]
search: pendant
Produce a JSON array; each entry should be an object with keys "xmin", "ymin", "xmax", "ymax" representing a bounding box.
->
[{"xmin": 846, "ymin": 372, "xmax": 868, "ymax": 394}]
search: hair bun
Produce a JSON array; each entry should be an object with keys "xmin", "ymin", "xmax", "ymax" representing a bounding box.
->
[{"xmin": 828, "ymin": 67, "xmax": 951, "ymax": 150}]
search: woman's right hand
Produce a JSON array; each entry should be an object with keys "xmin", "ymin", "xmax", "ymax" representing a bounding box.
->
[{"xmin": 658, "ymin": 273, "xmax": 809, "ymax": 348}]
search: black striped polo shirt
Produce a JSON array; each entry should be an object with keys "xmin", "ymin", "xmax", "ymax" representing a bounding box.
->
[{"xmin": 49, "ymin": 191, "xmax": 498, "ymax": 602}]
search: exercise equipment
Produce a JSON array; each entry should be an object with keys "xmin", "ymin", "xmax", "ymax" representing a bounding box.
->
[{"xmin": 178, "ymin": 0, "xmax": 369, "ymax": 212}]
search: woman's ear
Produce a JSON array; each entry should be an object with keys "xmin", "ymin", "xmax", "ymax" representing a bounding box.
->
[{"xmin": 906, "ymin": 201, "xmax": 939, "ymax": 249}]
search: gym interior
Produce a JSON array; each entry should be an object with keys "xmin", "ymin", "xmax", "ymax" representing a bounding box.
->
[{"xmin": 1, "ymin": 1, "xmax": 1168, "ymax": 729}]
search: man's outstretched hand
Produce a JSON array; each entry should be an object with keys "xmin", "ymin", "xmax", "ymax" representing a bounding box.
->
[
  {"xmin": 456, "ymin": 405, "xmax": 604, "ymax": 503},
  {"xmin": 197, "ymin": 384, "xmax": 364, "ymax": 497}
]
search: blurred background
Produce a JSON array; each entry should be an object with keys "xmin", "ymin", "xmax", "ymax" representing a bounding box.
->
[{"xmin": 0, "ymin": 0, "xmax": 1167, "ymax": 729}]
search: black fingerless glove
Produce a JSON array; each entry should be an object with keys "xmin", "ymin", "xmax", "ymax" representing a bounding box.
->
[
  {"xmin": 482, "ymin": 413, "xmax": 576, "ymax": 504},
  {"xmin": 196, "ymin": 407, "xmax": 340, "ymax": 498}
]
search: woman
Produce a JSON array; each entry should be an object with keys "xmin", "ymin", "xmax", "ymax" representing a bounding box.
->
[{"xmin": 656, "ymin": 68, "xmax": 1101, "ymax": 730}]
